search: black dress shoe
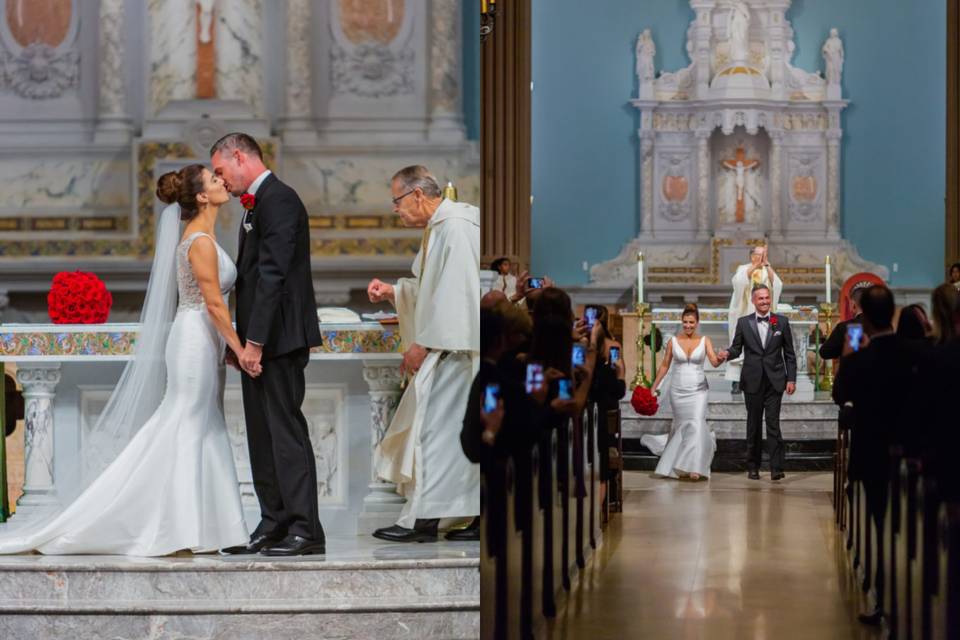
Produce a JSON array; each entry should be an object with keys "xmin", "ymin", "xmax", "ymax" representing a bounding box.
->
[
  {"xmin": 857, "ymin": 608, "xmax": 882, "ymax": 626},
  {"xmin": 747, "ymin": 470, "xmax": 760, "ymax": 480},
  {"xmin": 445, "ymin": 517, "xmax": 480, "ymax": 541},
  {"xmin": 373, "ymin": 519, "xmax": 439, "ymax": 543},
  {"xmin": 771, "ymin": 471, "xmax": 785, "ymax": 481},
  {"xmin": 219, "ymin": 532, "xmax": 285, "ymax": 555},
  {"xmin": 260, "ymin": 534, "xmax": 326, "ymax": 556}
]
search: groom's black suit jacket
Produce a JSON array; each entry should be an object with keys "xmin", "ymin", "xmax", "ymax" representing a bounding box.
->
[
  {"xmin": 235, "ymin": 173, "xmax": 322, "ymax": 359},
  {"xmin": 726, "ymin": 313, "xmax": 797, "ymax": 394}
]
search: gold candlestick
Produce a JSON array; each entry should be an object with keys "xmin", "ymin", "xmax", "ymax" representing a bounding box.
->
[
  {"xmin": 631, "ymin": 302, "xmax": 652, "ymax": 389},
  {"xmin": 818, "ymin": 302, "xmax": 836, "ymax": 392},
  {"xmin": 443, "ymin": 181, "xmax": 458, "ymax": 201}
]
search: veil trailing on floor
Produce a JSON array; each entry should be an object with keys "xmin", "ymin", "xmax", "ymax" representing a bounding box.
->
[{"xmin": 61, "ymin": 203, "xmax": 182, "ymax": 504}]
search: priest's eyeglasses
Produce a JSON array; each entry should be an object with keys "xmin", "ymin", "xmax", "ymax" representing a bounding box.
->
[{"xmin": 392, "ymin": 190, "xmax": 417, "ymax": 205}]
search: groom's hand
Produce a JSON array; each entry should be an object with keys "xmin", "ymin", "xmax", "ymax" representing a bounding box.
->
[
  {"xmin": 786, "ymin": 382, "xmax": 796, "ymax": 395},
  {"xmin": 240, "ymin": 342, "xmax": 263, "ymax": 378},
  {"xmin": 367, "ymin": 278, "xmax": 395, "ymax": 303}
]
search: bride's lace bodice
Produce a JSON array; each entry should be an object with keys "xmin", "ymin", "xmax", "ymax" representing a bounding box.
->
[{"xmin": 176, "ymin": 232, "xmax": 237, "ymax": 310}]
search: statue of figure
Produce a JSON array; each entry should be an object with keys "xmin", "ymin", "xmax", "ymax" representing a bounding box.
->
[
  {"xmin": 728, "ymin": 0, "xmax": 751, "ymax": 63},
  {"xmin": 635, "ymin": 29, "xmax": 656, "ymax": 83},
  {"xmin": 822, "ymin": 28, "xmax": 844, "ymax": 85},
  {"xmin": 198, "ymin": 0, "xmax": 216, "ymax": 45}
]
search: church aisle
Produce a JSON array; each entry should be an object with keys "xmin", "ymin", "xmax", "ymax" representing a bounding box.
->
[{"xmin": 546, "ymin": 473, "xmax": 878, "ymax": 640}]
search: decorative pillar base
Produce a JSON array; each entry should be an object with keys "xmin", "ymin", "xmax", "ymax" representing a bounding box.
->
[
  {"xmin": 360, "ymin": 362, "xmax": 406, "ymax": 533},
  {"xmin": 14, "ymin": 363, "xmax": 61, "ymax": 521}
]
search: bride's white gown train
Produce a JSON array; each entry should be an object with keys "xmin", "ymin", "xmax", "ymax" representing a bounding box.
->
[
  {"xmin": 0, "ymin": 232, "xmax": 248, "ymax": 555},
  {"xmin": 640, "ymin": 337, "xmax": 716, "ymax": 479}
]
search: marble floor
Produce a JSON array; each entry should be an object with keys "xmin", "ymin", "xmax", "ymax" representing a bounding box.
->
[{"xmin": 546, "ymin": 472, "xmax": 879, "ymax": 640}]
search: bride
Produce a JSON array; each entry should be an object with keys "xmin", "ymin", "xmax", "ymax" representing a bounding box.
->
[
  {"xmin": 640, "ymin": 304, "xmax": 725, "ymax": 480},
  {"xmin": 0, "ymin": 165, "xmax": 250, "ymax": 555}
]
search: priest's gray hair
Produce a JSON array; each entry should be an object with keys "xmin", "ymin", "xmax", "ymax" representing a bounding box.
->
[{"xmin": 392, "ymin": 165, "xmax": 442, "ymax": 198}]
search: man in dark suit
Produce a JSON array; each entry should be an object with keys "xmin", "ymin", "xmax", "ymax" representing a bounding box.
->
[
  {"xmin": 831, "ymin": 284, "xmax": 905, "ymax": 625},
  {"xmin": 720, "ymin": 284, "xmax": 797, "ymax": 480},
  {"xmin": 819, "ymin": 283, "xmax": 867, "ymax": 360},
  {"xmin": 210, "ymin": 133, "xmax": 325, "ymax": 556}
]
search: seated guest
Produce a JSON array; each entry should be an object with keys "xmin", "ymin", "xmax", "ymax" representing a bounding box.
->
[
  {"xmin": 895, "ymin": 303, "xmax": 932, "ymax": 341},
  {"xmin": 931, "ymin": 283, "xmax": 959, "ymax": 344},
  {"xmin": 820, "ymin": 283, "xmax": 868, "ymax": 360},
  {"xmin": 490, "ymin": 257, "xmax": 518, "ymax": 300},
  {"xmin": 949, "ymin": 262, "xmax": 960, "ymax": 290},
  {"xmin": 586, "ymin": 305, "xmax": 626, "ymax": 504},
  {"xmin": 832, "ymin": 284, "xmax": 908, "ymax": 626}
]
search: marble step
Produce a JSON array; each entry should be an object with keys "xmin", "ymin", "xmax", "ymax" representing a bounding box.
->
[
  {"xmin": 621, "ymin": 397, "xmax": 838, "ymax": 441},
  {"xmin": 0, "ymin": 608, "xmax": 478, "ymax": 640},
  {"xmin": 0, "ymin": 556, "xmax": 479, "ymax": 604},
  {"xmin": 0, "ymin": 545, "xmax": 480, "ymax": 639}
]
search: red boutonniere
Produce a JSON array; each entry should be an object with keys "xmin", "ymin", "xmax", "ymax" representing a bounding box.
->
[
  {"xmin": 240, "ymin": 194, "xmax": 256, "ymax": 210},
  {"xmin": 770, "ymin": 315, "xmax": 779, "ymax": 327}
]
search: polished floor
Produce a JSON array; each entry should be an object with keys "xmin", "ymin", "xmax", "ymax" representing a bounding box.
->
[{"xmin": 546, "ymin": 472, "xmax": 879, "ymax": 640}]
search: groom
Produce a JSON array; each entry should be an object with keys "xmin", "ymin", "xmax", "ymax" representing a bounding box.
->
[
  {"xmin": 721, "ymin": 285, "xmax": 797, "ymax": 481},
  {"xmin": 211, "ymin": 133, "xmax": 326, "ymax": 556}
]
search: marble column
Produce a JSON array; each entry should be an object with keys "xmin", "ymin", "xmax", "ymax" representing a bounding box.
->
[
  {"xmin": 359, "ymin": 363, "xmax": 406, "ymax": 533},
  {"xmin": 690, "ymin": 2, "xmax": 714, "ymax": 99},
  {"xmin": 428, "ymin": 0, "xmax": 466, "ymax": 142},
  {"xmin": 770, "ymin": 133, "xmax": 783, "ymax": 238},
  {"xmin": 696, "ymin": 131, "xmax": 711, "ymax": 238},
  {"xmin": 640, "ymin": 130, "xmax": 655, "ymax": 235},
  {"xmin": 826, "ymin": 134, "xmax": 841, "ymax": 239},
  {"xmin": 95, "ymin": 0, "xmax": 132, "ymax": 143},
  {"xmin": 279, "ymin": 0, "xmax": 315, "ymax": 143},
  {"xmin": 15, "ymin": 364, "xmax": 61, "ymax": 513}
]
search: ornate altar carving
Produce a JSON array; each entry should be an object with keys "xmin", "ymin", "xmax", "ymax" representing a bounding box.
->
[{"xmin": 590, "ymin": 0, "xmax": 885, "ymax": 296}]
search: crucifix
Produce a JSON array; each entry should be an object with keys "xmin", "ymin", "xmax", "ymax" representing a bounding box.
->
[
  {"xmin": 721, "ymin": 146, "xmax": 761, "ymax": 224},
  {"xmin": 196, "ymin": 0, "xmax": 217, "ymax": 99}
]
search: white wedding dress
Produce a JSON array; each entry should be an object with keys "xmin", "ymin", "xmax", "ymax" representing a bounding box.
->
[
  {"xmin": 0, "ymin": 232, "xmax": 248, "ymax": 555},
  {"xmin": 640, "ymin": 337, "xmax": 716, "ymax": 479}
]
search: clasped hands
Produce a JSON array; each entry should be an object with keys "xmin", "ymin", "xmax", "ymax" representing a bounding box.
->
[{"xmin": 225, "ymin": 342, "xmax": 263, "ymax": 378}]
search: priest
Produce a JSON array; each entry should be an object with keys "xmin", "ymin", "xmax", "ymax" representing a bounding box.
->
[
  {"xmin": 366, "ymin": 165, "xmax": 481, "ymax": 542},
  {"xmin": 726, "ymin": 245, "xmax": 782, "ymax": 393}
]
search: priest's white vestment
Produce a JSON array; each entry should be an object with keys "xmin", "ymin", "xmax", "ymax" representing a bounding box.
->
[
  {"xmin": 375, "ymin": 199, "xmax": 481, "ymax": 528},
  {"xmin": 724, "ymin": 264, "xmax": 783, "ymax": 382}
]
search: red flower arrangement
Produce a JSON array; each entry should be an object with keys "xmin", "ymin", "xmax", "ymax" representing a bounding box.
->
[
  {"xmin": 630, "ymin": 385, "xmax": 660, "ymax": 416},
  {"xmin": 47, "ymin": 271, "xmax": 113, "ymax": 324},
  {"xmin": 240, "ymin": 193, "xmax": 256, "ymax": 210}
]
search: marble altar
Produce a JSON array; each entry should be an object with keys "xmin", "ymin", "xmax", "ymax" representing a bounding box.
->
[{"xmin": 0, "ymin": 321, "xmax": 409, "ymax": 536}]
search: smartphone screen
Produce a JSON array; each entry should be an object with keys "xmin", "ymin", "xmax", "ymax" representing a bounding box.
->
[
  {"xmin": 584, "ymin": 306, "xmax": 599, "ymax": 329},
  {"xmin": 483, "ymin": 383, "xmax": 500, "ymax": 413},
  {"xmin": 557, "ymin": 379, "xmax": 572, "ymax": 400},
  {"xmin": 572, "ymin": 344, "xmax": 586, "ymax": 367},
  {"xmin": 525, "ymin": 363, "xmax": 544, "ymax": 394},
  {"xmin": 846, "ymin": 323, "xmax": 863, "ymax": 353},
  {"xmin": 609, "ymin": 346, "xmax": 620, "ymax": 365},
  {"xmin": 526, "ymin": 277, "xmax": 544, "ymax": 289}
]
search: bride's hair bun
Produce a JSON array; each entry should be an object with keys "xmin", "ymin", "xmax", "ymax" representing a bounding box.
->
[
  {"xmin": 681, "ymin": 303, "xmax": 700, "ymax": 321},
  {"xmin": 155, "ymin": 164, "xmax": 206, "ymax": 221},
  {"xmin": 156, "ymin": 171, "xmax": 182, "ymax": 205}
]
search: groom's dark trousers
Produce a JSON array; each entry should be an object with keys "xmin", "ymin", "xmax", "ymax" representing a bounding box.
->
[
  {"xmin": 743, "ymin": 372, "xmax": 784, "ymax": 471},
  {"xmin": 235, "ymin": 173, "xmax": 324, "ymax": 542}
]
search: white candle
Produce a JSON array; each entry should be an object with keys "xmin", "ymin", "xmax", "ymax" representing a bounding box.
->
[
  {"xmin": 825, "ymin": 255, "xmax": 832, "ymax": 304},
  {"xmin": 637, "ymin": 251, "xmax": 644, "ymax": 305}
]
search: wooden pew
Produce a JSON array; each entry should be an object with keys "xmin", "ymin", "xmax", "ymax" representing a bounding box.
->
[
  {"xmin": 911, "ymin": 473, "xmax": 938, "ymax": 640},
  {"xmin": 606, "ymin": 408, "xmax": 623, "ymax": 517},
  {"xmin": 504, "ymin": 458, "xmax": 523, "ymax": 640},
  {"xmin": 896, "ymin": 458, "xmax": 921, "ymax": 640},
  {"xmin": 540, "ymin": 429, "xmax": 561, "ymax": 618},
  {"xmin": 558, "ymin": 419, "xmax": 574, "ymax": 591},
  {"xmin": 883, "ymin": 447, "xmax": 903, "ymax": 635},
  {"xmin": 932, "ymin": 501, "xmax": 960, "ymax": 640}
]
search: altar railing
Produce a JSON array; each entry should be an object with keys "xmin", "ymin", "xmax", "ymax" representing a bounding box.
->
[{"xmin": 0, "ymin": 322, "xmax": 406, "ymax": 535}]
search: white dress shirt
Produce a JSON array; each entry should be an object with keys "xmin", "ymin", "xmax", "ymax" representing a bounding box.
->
[
  {"xmin": 756, "ymin": 313, "xmax": 771, "ymax": 346},
  {"xmin": 247, "ymin": 169, "xmax": 272, "ymax": 196}
]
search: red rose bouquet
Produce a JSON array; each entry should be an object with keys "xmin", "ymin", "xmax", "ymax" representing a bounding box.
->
[
  {"xmin": 47, "ymin": 271, "xmax": 113, "ymax": 324},
  {"xmin": 630, "ymin": 385, "xmax": 660, "ymax": 416}
]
